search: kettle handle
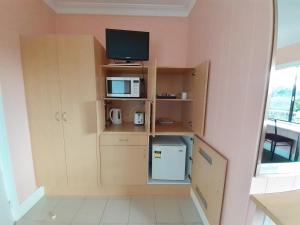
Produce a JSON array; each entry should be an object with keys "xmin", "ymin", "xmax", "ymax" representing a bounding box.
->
[{"xmin": 109, "ymin": 109, "xmax": 114, "ymax": 123}]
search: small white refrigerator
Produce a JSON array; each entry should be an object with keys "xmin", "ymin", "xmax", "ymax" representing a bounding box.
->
[{"xmin": 151, "ymin": 136, "xmax": 186, "ymax": 181}]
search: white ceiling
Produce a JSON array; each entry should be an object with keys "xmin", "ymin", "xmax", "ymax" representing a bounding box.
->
[
  {"xmin": 43, "ymin": 0, "xmax": 197, "ymax": 17},
  {"xmin": 277, "ymin": 0, "xmax": 300, "ymax": 48}
]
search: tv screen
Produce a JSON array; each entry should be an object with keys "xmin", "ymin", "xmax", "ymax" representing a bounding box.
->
[{"xmin": 106, "ymin": 29, "xmax": 149, "ymax": 61}]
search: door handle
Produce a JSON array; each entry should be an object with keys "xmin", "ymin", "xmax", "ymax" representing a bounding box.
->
[
  {"xmin": 62, "ymin": 112, "xmax": 67, "ymax": 122},
  {"xmin": 55, "ymin": 112, "xmax": 61, "ymax": 122}
]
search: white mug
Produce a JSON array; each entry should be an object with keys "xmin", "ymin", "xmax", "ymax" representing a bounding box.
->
[
  {"xmin": 181, "ymin": 92, "xmax": 188, "ymax": 99},
  {"xmin": 109, "ymin": 108, "xmax": 122, "ymax": 125}
]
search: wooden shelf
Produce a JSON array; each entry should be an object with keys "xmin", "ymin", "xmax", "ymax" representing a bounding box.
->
[
  {"xmin": 103, "ymin": 97, "xmax": 150, "ymax": 101},
  {"xmin": 157, "ymin": 67, "xmax": 194, "ymax": 75},
  {"xmin": 156, "ymin": 98, "xmax": 192, "ymax": 102},
  {"xmin": 103, "ymin": 122, "xmax": 147, "ymax": 134},
  {"xmin": 100, "ymin": 65, "xmax": 148, "ymax": 73},
  {"xmin": 154, "ymin": 122, "xmax": 194, "ymax": 135},
  {"xmin": 148, "ymin": 177, "xmax": 191, "ymax": 185}
]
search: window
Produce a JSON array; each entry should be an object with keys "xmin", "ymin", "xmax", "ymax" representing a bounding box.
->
[{"xmin": 268, "ymin": 66, "xmax": 300, "ymax": 123}]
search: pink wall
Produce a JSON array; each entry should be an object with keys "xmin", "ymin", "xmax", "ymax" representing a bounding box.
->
[
  {"xmin": 55, "ymin": 14, "xmax": 189, "ymax": 67},
  {"xmin": 0, "ymin": 0, "xmax": 56, "ymax": 202},
  {"xmin": 276, "ymin": 42, "xmax": 300, "ymax": 65},
  {"xmin": 188, "ymin": 0, "xmax": 273, "ymax": 225}
]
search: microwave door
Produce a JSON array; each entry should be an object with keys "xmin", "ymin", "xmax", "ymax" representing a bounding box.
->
[{"xmin": 107, "ymin": 79, "xmax": 131, "ymax": 97}]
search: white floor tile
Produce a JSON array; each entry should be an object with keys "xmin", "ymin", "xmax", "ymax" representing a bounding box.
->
[
  {"xmin": 16, "ymin": 219, "xmax": 44, "ymax": 225},
  {"xmin": 178, "ymin": 197, "xmax": 201, "ymax": 223},
  {"xmin": 72, "ymin": 223, "xmax": 99, "ymax": 225},
  {"xmin": 102, "ymin": 198, "xmax": 130, "ymax": 223},
  {"xmin": 72, "ymin": 197, "xmax": 107, "ymax": 223},
  {"xmin": 46, "ymin": 197, "xmax": 83, "ymax": 223},
  {"xmin": 45, "ymin": 222, "xmax": 69, "ymax": 225},
  {"xmin": 129, "ymin": 197, "xmax": 156, "ymax": 224},
  {"xmin": 154, "ymin": 197, "xmax": 183, "ymax": 223},
  {"xmin": 25, "ymin": 196, "xmax": 60, "ymax": 221}
]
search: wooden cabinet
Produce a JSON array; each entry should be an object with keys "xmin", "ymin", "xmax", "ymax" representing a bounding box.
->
[
  {"xmin": 21, "ymin": 36, "xmax": 67, "ymax": 187},
  {"xmin": 99, "ymin": 134, "xmax": 148, "ymax": 185},
  {"xmin": 100, "ymin": 134, "xmax": 148, "ymax": 146},
  {"xmin": 57, "ymin": 36, "xmax": 99, "ymax": 186},
  {"xmin": 152, "ymin": 61, "xmax": 210, "ymax": 136},
  {"xmin": 21, "ymin": 35, "xmax": 104, "ymax": 189},
  {"xmin": 100, "ymin": 146, "xmax": 147, "ymax": 185}
]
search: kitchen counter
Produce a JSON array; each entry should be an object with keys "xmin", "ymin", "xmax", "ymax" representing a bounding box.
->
[{"xmin": 251, "ymin": 190, "xmax": 300, "ymax": 225}]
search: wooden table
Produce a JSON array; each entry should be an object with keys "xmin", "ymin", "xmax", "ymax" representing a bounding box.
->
[{"xmin": 251, "ymin": 190, "xmax": 300, "ymax": 225}]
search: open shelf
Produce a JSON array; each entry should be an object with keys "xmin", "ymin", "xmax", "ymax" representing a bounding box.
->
[
  {"xmin": 156, "ymin": 98, "xmax": 193, "ymax": 102},
  {"xmin": 103, "ymin": 122, "xmax": 146, "ymax": 133},
  {"xmin": 154, "ymin": 122, "xmax": 194, "ymax": 135},
  {"xmin": 148, "ymin": 176, "xmax": 191, "ymax": 185},
  {"xmin": 101, "ymin": 65, "xmax": 148, "ymax": 74},
  {"xmin": 157, "ymin": 67, "xmax": 194, "ymax": 75},
  {"xmin": 104, "ymin": 97, "xmax": 149, "ymax": 101}
]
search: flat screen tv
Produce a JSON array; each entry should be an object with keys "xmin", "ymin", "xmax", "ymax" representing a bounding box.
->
[{"xmin": 106, "ymin": 29, "xmax": 149, "ymax": 61}]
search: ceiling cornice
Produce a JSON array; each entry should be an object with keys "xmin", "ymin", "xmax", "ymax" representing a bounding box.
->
[{"xmin": 43, "ymin": 0, "xmax": 196, "ymax": 17}]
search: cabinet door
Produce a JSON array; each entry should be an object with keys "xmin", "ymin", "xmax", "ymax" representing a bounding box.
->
[
  {"xmin": 148, "ymin": 60, "xmax": 157, "ymax": 134},
  {"xmin": 21, "ymin": 36, "xmax": 67, "ymax": 187},
  {"xmin": 57, "ymin": 35, "xmax": 98, "ymax": 186},
  {"xmin": 192, "ymin": 61, "xmax": 210, "ymax": 137},
  {"xmin": 101, "ymin": 146, "xmax": 147, "ymax": 185},
  {"xmin": 192, "ymin": 136, "xmax": 227, "ymax": 225}
]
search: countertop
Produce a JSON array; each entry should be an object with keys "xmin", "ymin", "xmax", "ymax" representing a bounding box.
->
[{"xmin": 251, "ymin": 190, "xmax": 300, "ymax": 225}]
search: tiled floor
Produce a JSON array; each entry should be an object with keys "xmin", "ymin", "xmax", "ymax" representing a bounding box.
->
[{"xmin": 17, "ymin": 196, "xmax": 204, "ymax": 225}]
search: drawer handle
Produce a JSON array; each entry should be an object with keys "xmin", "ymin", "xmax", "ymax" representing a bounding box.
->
[
  {"xmin": 196, "ymin": 186, "xmax": 208, "ymax": 209},
  {"xmin": 198, "ymin": 148, "xmax": 212, "ymax": 165},
  {"xmin": 119, "ymin": 138, "xmax": 128, "ymax": 142}
]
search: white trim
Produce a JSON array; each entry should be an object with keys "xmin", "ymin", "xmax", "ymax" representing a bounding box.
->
[
  {"xmin": 0, "ymin": 92, "xmax": 44, "ymax": 222},
  {"xmin": 12, "ymin": 187, "xmax": 45, "ymax": 221},
  {"xmin": 190, "ymin": 188, "xmax": 210, "ymax": 225},
  {"xmin": 43, "ymin": 0, "xmax": 197, "ymax": 17}
]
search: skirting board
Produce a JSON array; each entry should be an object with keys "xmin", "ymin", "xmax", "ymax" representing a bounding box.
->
[
  {"xmin": 191, "ymin": 188, "xmax": 210, "ymax": 225},
  {"xmin": 12, "ymin": 187, "xmax": 45, "ymax": 221}
]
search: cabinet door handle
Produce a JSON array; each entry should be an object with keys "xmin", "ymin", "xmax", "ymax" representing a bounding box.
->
[
  {"xmin": 55, "ymin": 112, "xmax": 61, "ymax": 122},
  {"xmin": 119, "ymin": 138, "xmax": 128, "ymax": 142},
  {"xmin": 62, "ymin": 112, "xmax": 67, "ymax": 122},
  {"xmin": 198, "ymin": 148, "xmax": 212, "ymax": 165}
]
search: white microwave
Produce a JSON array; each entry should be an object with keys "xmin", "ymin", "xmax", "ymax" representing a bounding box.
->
[{"xmin": 106, "ymin": 77, "xmax": 143, "ymax": 98}]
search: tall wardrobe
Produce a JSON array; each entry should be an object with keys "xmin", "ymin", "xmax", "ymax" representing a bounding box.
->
[{"xmin": 21, "ymin": 35, "xmax": 104, "ymax": 192}]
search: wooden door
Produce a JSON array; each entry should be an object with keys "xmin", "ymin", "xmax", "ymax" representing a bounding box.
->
[
  {"xmin": 21, "ymin": 36, "xmax": 67, "ymax": 187},
  {"xmin": 57, "ymin": 35, "xmax": 98, "ymax": 186},
  {"xmin": 100, "ymin": 146, "xmax": 147, "ymax": 185},
  {"xmin": 148, "ymin": 60, "xmax": 157, "ymax": 134},
  {"xmin": 191, "ymin": 136, "xmax": 227, "ymax": 225},
  {"xmin": 192, "ymin": 61, "xmax": 210, "ymax": 137}
]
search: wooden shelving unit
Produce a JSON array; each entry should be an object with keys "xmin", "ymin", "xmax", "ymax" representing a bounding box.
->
[
  {"xmin": 100, "ymin": 65, "xmax": 148, "ymax": 74},
  {"xmin": 103, "ymin": 122, "xmax": 147, "ymax": 133},
  {"xmin": 103, "ymin": 97, "xmax": 149, "ymax": 101},
  {"xmin": 97, "ymin": 64, "xmax": 154, "ymax": 134},
  {"xmin": 97, "ymin": 63, "xmax": 209, "ymax": 136},
  {"xmin": 156, "ymin": 98, "xmax": 193, "ymax": 102},
  {"xmin": 154, "ymin": 122, "xmax": 194, "ymax": 135}
]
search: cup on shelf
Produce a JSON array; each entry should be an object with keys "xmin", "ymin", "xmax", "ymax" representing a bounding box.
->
[{"xmin": 181, "ymin": 92, "xmax": 188, "ymax": 100}]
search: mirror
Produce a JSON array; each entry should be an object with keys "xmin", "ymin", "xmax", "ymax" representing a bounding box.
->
[{"xmin": 257, "ymin": 0, "xmax": 300, "ymax": 175}]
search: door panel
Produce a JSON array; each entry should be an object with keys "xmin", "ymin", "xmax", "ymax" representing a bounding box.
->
[
  {"xmin": 192, "ymin": 136, "xmax": 227, "ymax": 225},
  {"xmin": 101, "ymin": 146, "xmax": 147, "ymax": 185},
  {"xmin": 57, "ymin": 35, "xmax": 98, "ymax": 186},
  {"xmin": 148, "ymin": 60, "xmax": 157, "ymax": 134},
  {"xmin": 192, "ymin": 61, "xmax": 210, "ymax": 137},
  {"xmin": 21, "ymin": 36, "xmax": 67, "ymax": 187}
]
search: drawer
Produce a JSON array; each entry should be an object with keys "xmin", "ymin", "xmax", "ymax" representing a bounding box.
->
[{"xmin": 100, "ymin": 134, "xmax": 148, "ymax": 146}]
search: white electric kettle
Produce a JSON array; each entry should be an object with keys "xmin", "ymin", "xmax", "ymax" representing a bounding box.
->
[{"xmin": 109, "ymin": 108, "xmax": 122, "ymax": 125}]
